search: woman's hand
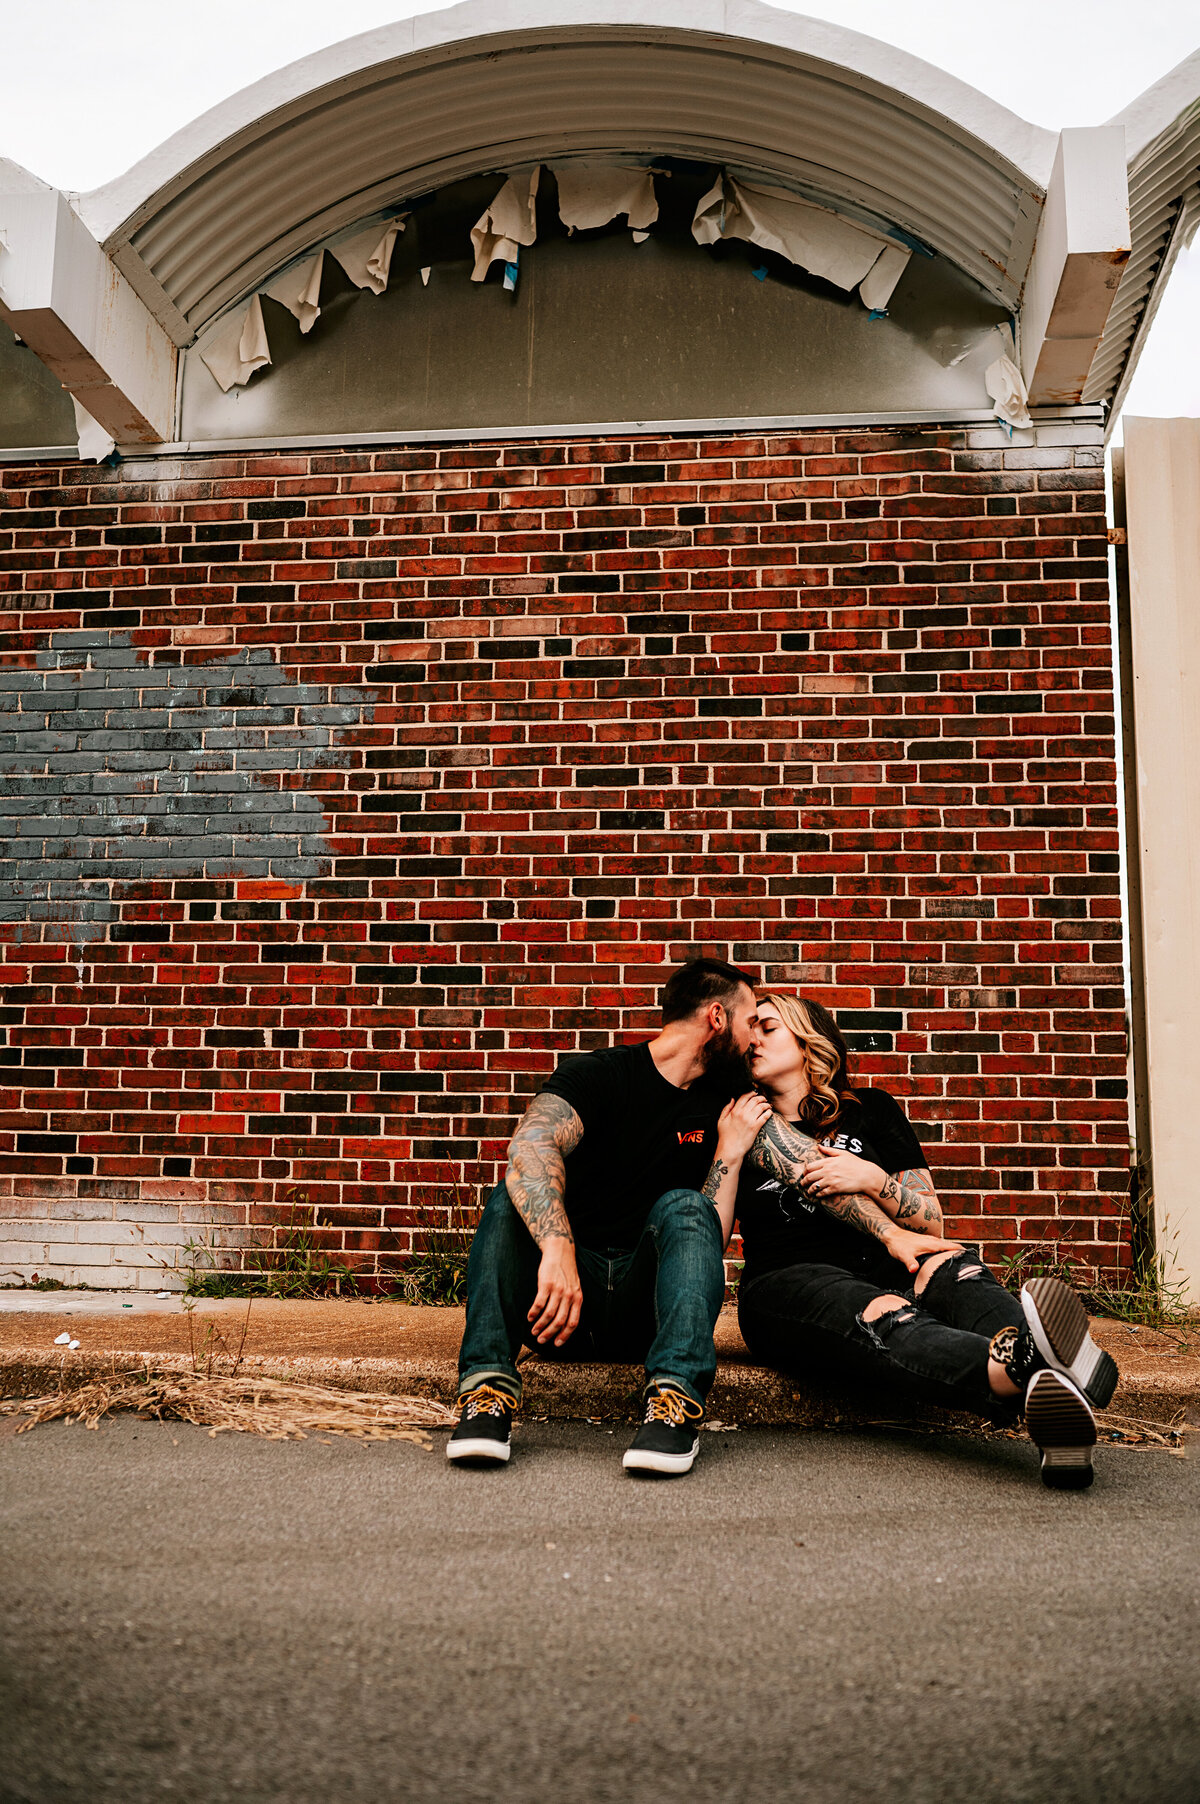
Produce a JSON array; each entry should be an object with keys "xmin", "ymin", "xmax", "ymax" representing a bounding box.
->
[
  {"xmin": 716, "ymin": 1092, "xmax": 774, "ymax": 1161},
  {"xmin": 799, "ymin": 1140, "xmax": 886, "ymax": 1201},
  {"xmin": 881, "ymin": 1226, "xmax": 963, "ymax": 1274}
]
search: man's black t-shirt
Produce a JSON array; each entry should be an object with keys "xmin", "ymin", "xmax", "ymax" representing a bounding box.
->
[
  {"xmin": 539, "ymin": 1042, "xmax": 736, "ymax": 1250},
  {"xmin": 736, "ymin": 1087, "xmax": 926, "ymax": 1279}
]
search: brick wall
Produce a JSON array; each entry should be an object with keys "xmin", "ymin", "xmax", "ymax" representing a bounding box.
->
[{"xmin": 0, "ymin": 426, "xmax": 1129, "ymax": 1289}]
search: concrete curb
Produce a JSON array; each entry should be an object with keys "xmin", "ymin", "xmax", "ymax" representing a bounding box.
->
[{"xmin": 2, "ymin": 1342, "xmax": 1196, "ymax": 1433}]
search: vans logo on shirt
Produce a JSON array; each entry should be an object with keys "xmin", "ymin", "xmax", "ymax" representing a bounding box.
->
[{"xmin": 677, "ymin": 1129, "xmax": 706, "ymax": 1145}]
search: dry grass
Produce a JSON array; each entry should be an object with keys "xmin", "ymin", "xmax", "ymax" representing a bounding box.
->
[
  {"xmin": 1093, "ymin": 1407, "xmax": 1187, "ymax": 1450},
  {"xmin": 0, "ymin": 1370, "xmax": 457, "ymax": 1446},
  {"xmin": 0, "ymin": 1296, "xmax": 458, "ymax": 1446}
]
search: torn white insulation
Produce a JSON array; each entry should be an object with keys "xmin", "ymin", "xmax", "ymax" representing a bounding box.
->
[
  {"xmin": 858, "ymin": 243, "xmax": 911, "ymax": 312},
  {"xmin": 71, "ymin": 397, "xmax": 115, "ymax": 462},
  {"xmin": 265, "ymin": 249, "xmax": 326, "ymax": 332},
  {"xmin": 330, "ymin": 220, "xmax": 403, "ymax": 293},
  {"xmin": 199, "ymin": 293, "xmax": 271, "ymax": 392},
  {"xmin": 692, "ymin": 173, "xmax": 911, "ymax": 309},
  {"xmin": 552, "ymin": 164, "xmax": 658, "ymax": 234},
  {"xmin": 471, "ymin": 167, "xmax": 540, "ymax": 281},
  {"xmin": 985, "ymin": 354, "xmax": 1032, "ymax": 429}
]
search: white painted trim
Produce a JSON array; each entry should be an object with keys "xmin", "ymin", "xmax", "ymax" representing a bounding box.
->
[
  {"xmin": 147, "ymin": 406, "xmax": 1104, "ymax": 456},
  {"xmin": 0, "ymin": 405, "xmax": 1104, "ymax": 468},
  {"xmin": 1021, "ymin": 128, "xmax": 1130, "ymax": 407},
  {"xmin": 0, "ymin": 445, "xmax": 79, "ymax": 462},
  {"xmin": 0, "ymin": 186, "xmax": 176, "ymax": 442}
]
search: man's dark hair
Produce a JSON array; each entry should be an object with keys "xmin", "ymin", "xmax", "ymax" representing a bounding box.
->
[{"xmin": 660, "ymin": 958, "xmax": 755, "ymax": 1025}]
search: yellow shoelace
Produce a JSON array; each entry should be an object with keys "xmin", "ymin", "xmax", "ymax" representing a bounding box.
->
[
  {"xmin": 458, "ymin": 1384, "xmax": 514, "ymax": 1420},
  {"xmin": 644, "ymin": 1388, "xmax": 704, "ymax": 1427}
]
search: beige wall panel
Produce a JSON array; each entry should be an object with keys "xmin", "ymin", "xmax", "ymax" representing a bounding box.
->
[{"xmin": 1124, "ymin": 416, "xmax": 1200, "ymax": 1300}]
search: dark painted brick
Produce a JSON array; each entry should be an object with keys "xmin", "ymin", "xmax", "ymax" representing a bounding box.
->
[{"xmin": 248, "ymin": 499, "xmax": 306, "ymax": 520}]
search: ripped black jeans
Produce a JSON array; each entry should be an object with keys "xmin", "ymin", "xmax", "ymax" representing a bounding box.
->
[{"xmin": 738, "ymin": 1244, "xmax": 1026, "ymax": 1421}]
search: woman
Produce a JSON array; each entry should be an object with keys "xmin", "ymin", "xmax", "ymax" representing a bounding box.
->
[{"xmin": 710, "ymin": 993, "xmax": 1118, "ymax": 1489}]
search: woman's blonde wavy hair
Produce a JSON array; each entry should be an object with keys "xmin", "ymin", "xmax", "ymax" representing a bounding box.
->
[{"xmin": 755, "ymin": 991, "xmax": 856, "ymax": 1132}]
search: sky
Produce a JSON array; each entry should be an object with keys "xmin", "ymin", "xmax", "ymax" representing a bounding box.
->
[{"xmin": 2, "ymin": 0, "xmax": 1198, "ymax": 433}]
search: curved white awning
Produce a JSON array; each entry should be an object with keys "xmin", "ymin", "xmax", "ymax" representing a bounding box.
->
[
  {"xmin": 74, "ymin": 0, "xmax": 1058, "ymax": 341},
  {"xmin": 1086, "ymin": 50, "xmax": 1200, "ymax": 419}
]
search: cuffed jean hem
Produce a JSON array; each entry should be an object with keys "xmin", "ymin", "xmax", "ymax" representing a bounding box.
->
[
  {"xmin": 646, "ymin": 1371, "xmax": 705, "ymax": 1408},
  {"xmin": 457, "ymin": 1368, "xmax": 521, "ymax": 1403}
]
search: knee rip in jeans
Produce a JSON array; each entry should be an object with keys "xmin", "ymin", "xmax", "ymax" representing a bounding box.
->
[
  {"xmin": 913, "ymin": 1247, "xmax": 985, "ymax": 1296},
  {"xmin": 856, "ymin": 1299, "xmax": 917, "ymax": 1356}
]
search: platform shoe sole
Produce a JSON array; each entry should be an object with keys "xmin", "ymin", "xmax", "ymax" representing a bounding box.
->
[
  {"xmin": 622, "ymin": 1435, "xmax": 700, "ymax": 1476},
  {"xmin": 1025, "ymin": 1368, "xmax": 1097, "ymax": 1491},
  {"xmin": 446, "ymin": 1434, "xmax": 511, "ymax": 1464},
  {"xmin": 1021, "ymin": 1276, "xmax": 1118, "ymax": 1410}
]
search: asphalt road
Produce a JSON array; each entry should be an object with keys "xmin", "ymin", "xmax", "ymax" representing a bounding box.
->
[{"xmin": 1, "ymin": 1416, "xmax": 1197, "ymax": 1804}]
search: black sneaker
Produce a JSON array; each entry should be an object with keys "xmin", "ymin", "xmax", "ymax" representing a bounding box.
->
[
  {"xmin": 447, "ymin": 1384, "xmax": 516, "ymax": 1465},
  {"xmin": 1025, "ymin": 1368, "xmax": 1097, "ymax": 1490},
  {"xmin": 622, "ymin": 1382, "xmax": 704, "ymax": 1477},
  {"xmin": 1020, "ymin": 1276, "xmax": 1119, "ymax": 1410}
]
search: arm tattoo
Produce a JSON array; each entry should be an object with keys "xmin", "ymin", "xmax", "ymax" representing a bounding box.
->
[
  {"xmin": 882, "ymin": 1167, "xmax": 943, "ymax": 1231},
  {"xmin": 701, "ymin": 1156, "xmax": 730, "ymax": 1203},
  {"xmin": 505, "ymin": 1093, "xmax": 584, "ymax": 1246},
  {"xmin": 749, "ymin": 1116, "xmax": 896, "ymax": 1247}
]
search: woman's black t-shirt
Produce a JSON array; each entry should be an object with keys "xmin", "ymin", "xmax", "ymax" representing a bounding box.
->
[{"xmin": 736, "ymin": 1087, "xmax": 926, "ymax": 1279}]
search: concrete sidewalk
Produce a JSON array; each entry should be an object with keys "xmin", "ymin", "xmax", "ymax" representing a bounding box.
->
[{"xmin": 0, "ymin": 1292, "xmax": 1196, "ymax": 1432}]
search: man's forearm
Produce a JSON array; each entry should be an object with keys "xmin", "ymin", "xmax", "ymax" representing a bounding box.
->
[
  {"xmin": 506, "ymin": 1145, "xmax": 574, "ymax": 1245},
  {"xmin": 750, "ymin": 1116, "xmax": 898, "ymax": 1247},
  {"xmin": 504, "ymin": 1093, "xmax": 583, "ymax": 1247}
]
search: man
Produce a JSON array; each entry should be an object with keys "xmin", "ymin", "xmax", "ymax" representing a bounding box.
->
[{"xmin": 447, "ymin": 959, "xmax": 768, "ymax": 1476}]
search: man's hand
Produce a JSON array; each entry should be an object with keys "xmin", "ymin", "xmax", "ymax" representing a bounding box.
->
[
  {"xmin": 716, "ymin": 1092, "xmax": 774, "ymax": 1161},
  {"xmin": 881, "ymin": 1226, "xmax": 963, "ymax": 1274},
  {"xmin": 527, "ymin": 1236, "xmax": 583, "ymax": 1347},
  {"xmin": 800, "ymin": 1140, "xmax": 886, "ymax": 1199}
]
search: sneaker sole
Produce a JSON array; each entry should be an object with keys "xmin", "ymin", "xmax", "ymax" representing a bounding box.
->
[
  {"xmin": 1021, "ymin": 1276, "xmax": 1119, "ymax": 1410},
  {"xmin": 622, "ymin": 1437, "xmax": 699, "ymax": 1477},
  {"xmin": 446, "ymin": 1437, "xmax": 511, "ymax": 1465},
  {"xmin": 1025, "ymin": 1369, "xmax": 1096, "ymax": 1491}
]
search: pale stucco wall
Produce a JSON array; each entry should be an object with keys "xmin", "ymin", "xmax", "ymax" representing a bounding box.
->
[{"xmin": 1122, "ymin": 416, "xmax": 1200, "ymax": 1302}]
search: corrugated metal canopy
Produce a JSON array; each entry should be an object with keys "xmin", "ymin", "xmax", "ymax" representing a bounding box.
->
[
  {"xmin": 1086, "ymin": 50, "xmax": 1200, "ymax": 422},
  {"xmin": 76, "ymin": 0, "xmax": 1057, "ymax": 343}
]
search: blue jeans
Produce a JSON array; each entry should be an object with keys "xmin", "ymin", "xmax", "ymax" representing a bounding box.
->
[{"xmin": 457, "ymin": 1184, "xmax": 726, "ymax": 1406}]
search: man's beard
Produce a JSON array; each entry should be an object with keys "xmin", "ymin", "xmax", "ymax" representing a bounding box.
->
[{"xmin": 700, "ymin": 1024, "xmax": 754, "ymax": 1093}]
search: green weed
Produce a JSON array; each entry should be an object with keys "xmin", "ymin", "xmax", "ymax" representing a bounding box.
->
[
  {"xmin": 999, "ymin": 1215, "xmax": 1197, "ymax": 1330},
  {"xmin": 183, "ymin": 1193, "xmax": 360, "ymax": 1300},
  {"xmin": 997, "ymin": 1238, "xmax": 1080, "ymax": 1294},
  {"xmin": 1, "ymin": 1275, "xmax": 77, "ymax": 1291},
  {"xmin": 1085, "ymin": 1213, "xmax": 1196, "ymax": 1330},
  {"xmin": 387, "ymin": 1184, "xmax": 482, "ymax": 1306}
]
